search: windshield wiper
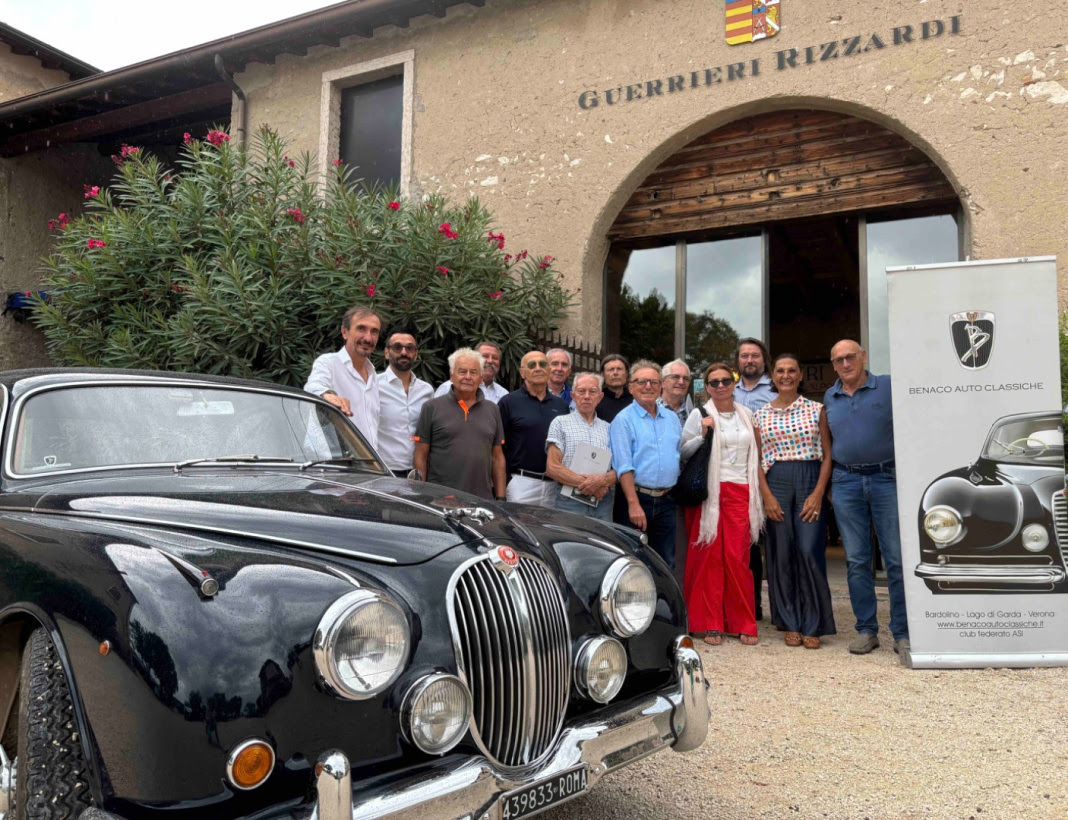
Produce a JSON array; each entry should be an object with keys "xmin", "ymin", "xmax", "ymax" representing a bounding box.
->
[
  {"xmin": 299, "ymin": 455, "xmax": 381, "ymax": 471},
  {"xmin": 173, "ymin": 455, "xmax": 295, "ymax": 473}
]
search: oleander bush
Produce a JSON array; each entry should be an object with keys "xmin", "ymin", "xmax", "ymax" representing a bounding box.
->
[{"xmin": 33, "ymin": 126, "xmax": 573, "ymax": 388}]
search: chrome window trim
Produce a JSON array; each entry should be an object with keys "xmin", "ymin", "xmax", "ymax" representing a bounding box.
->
[{"xmin": 3, "ymin": 377, "xmax": 387, "ymax": 481}]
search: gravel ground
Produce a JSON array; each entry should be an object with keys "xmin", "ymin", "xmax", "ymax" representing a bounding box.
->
[{"xmin": 543, "ymin": 558, "xmax": 1068, "ymax": 820}]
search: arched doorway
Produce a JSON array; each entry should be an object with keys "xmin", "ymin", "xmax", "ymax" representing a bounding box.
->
[{"xmin": 603, "ymin": 108, "xmax": 963, "ymax": 392}]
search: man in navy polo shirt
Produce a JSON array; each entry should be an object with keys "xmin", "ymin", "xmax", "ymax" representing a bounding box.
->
[
  {"xmin": 498, "ymin": 350, "xmax": 570, "ymax": 507},
  {"xmin": 824, "ymin": 339, "xmax": 908, "ymax": 656}
]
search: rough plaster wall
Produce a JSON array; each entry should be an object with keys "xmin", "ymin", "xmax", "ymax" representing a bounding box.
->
[
  {"xmin": 0, "ymin": 43, "xmax": 71, "ymax": 102},
  {"xmin": 238, "ymin": 0, "xmax": 1068, "ymax": 343}
]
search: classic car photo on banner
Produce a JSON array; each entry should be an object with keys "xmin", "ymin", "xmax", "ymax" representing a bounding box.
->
[{"xmin": 887, "ymin": 257, "xmax": 1067, "ymax": 669}]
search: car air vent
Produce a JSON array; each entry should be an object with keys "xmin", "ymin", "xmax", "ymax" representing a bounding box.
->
[
  {"xmin": 1052, "ymin": 490, "xmax": 1068, "ymax": 565},
  {"xmin": 448, "ymin": 554, "xmax": 570, "ymax": 769}
]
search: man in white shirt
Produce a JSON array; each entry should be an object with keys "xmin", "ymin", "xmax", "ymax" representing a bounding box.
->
[
  {"xmin": 434, "ymin": 340, "xmax": 508, "ymax": 403},
  {"xmin": 304, "ymin": 306, "xmax": 382, "ymax": 448},
  {"xmin": 377, "ymin": 327, "xmax": 434, "ymax": 476}
]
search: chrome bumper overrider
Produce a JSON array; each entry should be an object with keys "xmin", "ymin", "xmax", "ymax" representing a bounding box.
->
[
  {"xmin": 309, "ymin": 635, "xmax": 707, "ymax": 820},
  {"xmin": 915, "ymin": 563, "xmax": 1067, "ymax": 584}
]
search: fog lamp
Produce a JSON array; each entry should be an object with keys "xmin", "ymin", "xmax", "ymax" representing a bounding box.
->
[
  {"xmin": 1022, "ymin": 524, "xmax": 1049, "ymax": 552},
  {"xmin": 403, "ymin": 673, "xmax": 472, "ymax": 755},
  {"xmin": 923, "ymin": 506, "xmax": 963, "ymax": 545},
  {"xmin": 227, "ymin": 739, "xmax": 275, "ymax": 790},
  {"xmin": 575, "ymin": 636, "xmax": 627, "ymax": 703}
]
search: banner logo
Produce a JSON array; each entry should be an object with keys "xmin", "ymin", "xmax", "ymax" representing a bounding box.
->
[
  {"xmin": 950, "ymin": 310, "xmax": 995, "ymax": 370},
  {"xmin": 726, "ymin": 0, "xmax": 781, "ymax": 45}
]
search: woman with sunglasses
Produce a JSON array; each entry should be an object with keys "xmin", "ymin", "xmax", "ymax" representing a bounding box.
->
[
  {"xmin": 680, "ymin": 362, "xmax": 764, "ymax": 646},
  {"xmin": 753, "ymin": 354, "xmax": 836, "ymax": 649}
]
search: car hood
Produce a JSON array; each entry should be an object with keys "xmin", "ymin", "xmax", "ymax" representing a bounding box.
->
[{"xmin": 18, "ymin": 471, "xmax": 536, "ymax": 566}]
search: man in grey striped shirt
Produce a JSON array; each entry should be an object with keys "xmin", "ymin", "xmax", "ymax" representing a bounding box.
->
[{"xmin": 545, "ymin": 372, "xmax": 616, "ymax": 521}]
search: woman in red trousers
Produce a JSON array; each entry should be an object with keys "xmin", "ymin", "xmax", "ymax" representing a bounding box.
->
[{"xmin": 681, "ymin": 362, "xmax": 765, "ymax": 646}]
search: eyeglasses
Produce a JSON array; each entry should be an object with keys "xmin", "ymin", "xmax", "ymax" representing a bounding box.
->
[
  {"xmin": 665, "ymin": 374, "xmax": 691, "ymax": 383},
  {"xmin": 387, "ymin": 343, "xmax": 417, "ymax": 353},
  {"xmin": 524, "ymin": 360, "xmax": 549, "ymax": 369},
  {"xmin": 831, "ymin": 353, "xmax": 859, "ymax": 367},
  {"xmin": 706, "ymin": 378, "xmax": 734, "ymax": 388},
  {"xmin": 630, "ymin": 378, "xmax": 662, "ymax": 388}
]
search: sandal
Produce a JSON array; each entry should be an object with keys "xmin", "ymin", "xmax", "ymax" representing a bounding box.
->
[
  {"xmin": 802, "ymin": 636, "xmax": 821, "ymax": 649},
  {"xmin": 784, "ymin": 632, "xmax": 802, "ymax": 647},
  {"xmin": 739, "ymin": 633, "xmax": 759, "ymax": 646},
  {"xmin": 702, "ymin": 631, "xmax": 723, "ymax": 646}
]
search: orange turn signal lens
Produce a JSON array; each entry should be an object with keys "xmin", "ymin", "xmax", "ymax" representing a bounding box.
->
[
  {"xmin": 678, "ymin": 635, "xmax": 695, "ymax": 650},
  {"xmin": 227, "ymin": 740, "xmax": 275, "ymax": 790}
]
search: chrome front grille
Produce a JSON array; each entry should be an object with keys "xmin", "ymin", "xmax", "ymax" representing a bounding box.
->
[
  {"xmin": 1053, "ymin": 490, "xmax": 1068, "ymax": 565},
  {"xmin": 449, "ymin": 554, "xmax": 570, "ymax": 768}
]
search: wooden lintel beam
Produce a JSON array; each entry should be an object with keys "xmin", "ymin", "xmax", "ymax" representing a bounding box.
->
[{"xmin": 0, "ymin": 82, "xmax": 233, "ymax": 157}]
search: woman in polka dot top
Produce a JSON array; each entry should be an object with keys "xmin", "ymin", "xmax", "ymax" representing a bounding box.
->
[{"xmin": 753, "ymin": 353, "xmax": 836, "ymax": 649}]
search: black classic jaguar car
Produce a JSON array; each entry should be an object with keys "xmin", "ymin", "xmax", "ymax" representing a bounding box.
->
[
  {"xmin": 916, "ymin": 411, "xmax": 1066, "ymax": 594},
  {"xmin": 0, "ymin": 369, "xmax": 708, "ymax": 820}
]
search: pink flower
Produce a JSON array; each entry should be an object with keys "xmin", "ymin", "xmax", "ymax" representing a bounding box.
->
[
  {"xmin": 287, "ymin": 207, "xmax": 305, "ymax": 224},
  {"xmin": 87, "ymin": 238, "xmax": 106, "ymax": 249},
  {"xmin": 47, "ymin": 212, "xmax": 70, "ymax": 231},
  {"xmin": 120, "ymin": 144, "xmax": 140, "ymax": 158},
  {"xmin": 539, "ymin": 254, "xmax": 555, "ymax": 269},
  {"xmin": 489, "ymin": 290, "xmax": 503, "ymax": 300},
  {"xmin": 333, "ymin": 158, "xmax": 343, "ymax": 167},
  {"xmin": 366, "ymin": 284, "xmax": 376, "ymax": 297},
  {"xmin": 183, "ymin": 132, "xmax": 192, "ymax": 144},
  {"xmin": 438, "ymin": 222, "xmax": 459, "ymax": 240},
  {"xmin": 206, "ymin": 130, "xmax": 230, "ymax": 146},
  {"xmin": 487, "ymin": 231, "xmax": 505, "ymax": 250},
  {"xmin": 83, "ymin": 185, "xmax": 100, "ymax": 199},
  {"xmin": 387, "ymin": 201, "xmax": 400, "ymax": 211},
  {"xmin": 284, "ymin": 155, "xmax": 295, "ymax": 168},
  {"xmin": 436, "ymin": 265, "xmax": 450, "ymax": 275}
]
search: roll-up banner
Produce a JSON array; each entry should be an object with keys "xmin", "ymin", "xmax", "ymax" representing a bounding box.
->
[{"xmin": 887, "ymin": 257, "xmax": 1065, "ymax": 669}]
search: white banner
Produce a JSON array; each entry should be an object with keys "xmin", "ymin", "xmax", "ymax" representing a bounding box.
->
[{"xmin": 887, "ymin": 257, "xmax": 1066, "ymax": 668}]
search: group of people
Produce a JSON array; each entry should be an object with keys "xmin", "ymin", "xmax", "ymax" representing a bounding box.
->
[{"xmin": 303, "ymin": 306, "xmax": 908, "ymax": 657}]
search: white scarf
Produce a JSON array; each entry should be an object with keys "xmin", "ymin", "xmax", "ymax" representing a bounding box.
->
[{"xmin": 694, "ymin": 400, "xmax": 764, "ymax": 547}]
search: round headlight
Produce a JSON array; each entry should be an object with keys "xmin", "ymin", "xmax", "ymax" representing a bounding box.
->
[
  {"xmin": 600, "ymin": 558, "xmax": 657, "ymax": 637},
  {"xmin": 575, "ymin": 636, "xmax": 627, "ymax": 703},
  {"xmin": 1022, "ymin": 524, "xmax": 1050, "ymax": 552},
  {"xmin": 403, "ymin": 673, "xmax": 472, "ymax": 755},
  {"xmin": 313, "ymin": 590, "xmax": 410, "ymax": 699},
  {"xmin": 923, "ymin": 506, "xmax": 963, "ymax": 545}
]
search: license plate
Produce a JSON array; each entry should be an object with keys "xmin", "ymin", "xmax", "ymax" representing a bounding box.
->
[{"xmin": 498, "ymin": 764, "xmax": 589, "ymax": 820}]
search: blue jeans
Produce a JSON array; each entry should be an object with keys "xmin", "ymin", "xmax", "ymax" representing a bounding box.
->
[
  {"xmin": 830, "ymin": 466, "xmax": 909, "ymax": 640},
  {"xmin": 630, "ymin": 492, "xmax": 676, "ymax": 570},
  {"xmin": 555, "ymin": 488, "xmax": 615, "ymax": 522}
]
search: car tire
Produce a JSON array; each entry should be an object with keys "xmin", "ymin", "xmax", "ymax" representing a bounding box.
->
[{"xmin": 16, "ymin": 629, "xmax": 93, "ymax": 820}]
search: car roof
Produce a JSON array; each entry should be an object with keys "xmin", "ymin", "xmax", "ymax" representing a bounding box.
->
[{"xmin": 0, "ymin": 367, "xmax": 308, "ymax": 400}]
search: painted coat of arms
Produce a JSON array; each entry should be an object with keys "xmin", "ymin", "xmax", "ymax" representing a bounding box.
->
[{"xmin": 726, "ymin": 0, "xmax": 781, "ymax": 45}]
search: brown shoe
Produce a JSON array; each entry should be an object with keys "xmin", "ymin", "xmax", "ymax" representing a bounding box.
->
[
  {"xmin": 784, "ymin": 632, "xmax": 802, "ymax": 647},
  {"xmin": 802, "ymin": 635, "xmax": 821, "ymax": 649}
]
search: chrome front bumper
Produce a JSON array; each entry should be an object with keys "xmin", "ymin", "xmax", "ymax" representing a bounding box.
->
[
  {"xmin": 309, "ymin": 636, "xmax": 708, "ymax": 820},
  {"xmin": 915, "ymin": 562, "xmax": 1067, "ymax": 584}
]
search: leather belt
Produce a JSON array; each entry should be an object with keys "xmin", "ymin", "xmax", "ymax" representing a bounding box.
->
[
  {"xmin": 635, "ymin": 486, "xmax": 672, "ymax": 497},
  {"xmin": 516, "ymin": 468, "xmax": 554, "ymax": 482},
  {"xmin": 833, "ymin": 459, "xmax": 895, "ymax": 475}
]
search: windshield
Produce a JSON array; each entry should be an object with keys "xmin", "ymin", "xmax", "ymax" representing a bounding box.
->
[
  {"xmin": 10, "ymin": 384, "xmax": 384, "ymax": 477},
  {"xmin": 982, "ymin": 415, "xmax": 1064, "ymax": 465}
]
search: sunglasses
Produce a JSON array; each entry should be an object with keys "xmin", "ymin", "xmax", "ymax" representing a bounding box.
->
[
  {"xmin": 524, "ymin": 360, "xmax": 550, "ymax": 369},
  {"xmin": 387, "ymin": 343, "xmax": 417, "ymax": 353},
  {"xmin": 706, "ymin": 378, "xmax": 734, "ymax": 388}
]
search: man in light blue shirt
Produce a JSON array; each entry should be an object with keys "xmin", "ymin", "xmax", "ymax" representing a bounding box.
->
[
  {"xmin": 733, "ymin": 337, "xmax": 775, "ymax": 413},
  {"xmin": 610, "ymin": 360, "xmax": 682, "ymax": 568}
]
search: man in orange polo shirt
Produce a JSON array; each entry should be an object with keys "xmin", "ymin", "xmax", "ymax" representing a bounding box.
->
[{"xmin": 413, "ymin": 347, "xmax": 507, "ymax": 501}]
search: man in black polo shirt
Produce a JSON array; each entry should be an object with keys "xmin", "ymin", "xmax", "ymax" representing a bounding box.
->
[
  {"xmin": 596, "ymin": 353, "xmax": 633, "ymax": 423},
  {"xmin": 498, "ymin": 350, "xmax": 570, "ymax": 507},
  {"xmin": 413, "ymin": 347, "xmax": 507, "ymax": 501}
]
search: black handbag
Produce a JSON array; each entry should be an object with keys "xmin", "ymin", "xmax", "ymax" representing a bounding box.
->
[{"xmin": 672, "ymin": 407, "xmax": 714, "ymax": 507}]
